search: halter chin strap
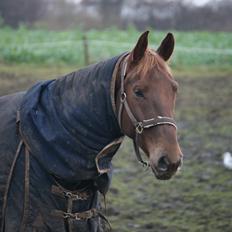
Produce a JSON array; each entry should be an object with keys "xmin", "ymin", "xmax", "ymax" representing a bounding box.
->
[{"xmin": 117, "ymin": 59, "xmax": 177, "ymax": 167}]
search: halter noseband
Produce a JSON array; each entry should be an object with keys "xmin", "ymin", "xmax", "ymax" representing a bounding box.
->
[{"xmin": 117, "ymin": 59, "xmax": 177, "ymax": 167}]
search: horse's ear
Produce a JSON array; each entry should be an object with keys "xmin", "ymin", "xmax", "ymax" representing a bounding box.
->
[
  {"xmin": 131, "ymin": 31, "xmax": 149, "ymax": 63},
  {"xmin": 157, "ymin": 33, "xmax": 175, "ymax": 61}
]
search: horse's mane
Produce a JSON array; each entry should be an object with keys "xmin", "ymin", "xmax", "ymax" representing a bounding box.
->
[
  {"xmin": 132, "ymin": 48, "xmax": 178, "ymax": 90},
  {"xmin": 134, "ymin": 48, "xmax": 171, "ymax": 76}
]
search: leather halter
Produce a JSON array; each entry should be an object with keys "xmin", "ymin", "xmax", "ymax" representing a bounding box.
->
[{"xmin": 117, "ymin": 59, "xmax": 177, "ymax": 166}]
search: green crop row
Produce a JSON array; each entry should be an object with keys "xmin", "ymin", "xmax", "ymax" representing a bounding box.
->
[{"xmin": 0, "ymin": 26, "xmax": 231, "ymax": 69}]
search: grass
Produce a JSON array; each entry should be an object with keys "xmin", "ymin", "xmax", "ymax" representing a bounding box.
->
[{"xmin": 0, "ymin": 26, "xmax": 232, "ymax": 71}]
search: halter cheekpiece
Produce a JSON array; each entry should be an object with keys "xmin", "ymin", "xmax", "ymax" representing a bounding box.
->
[{"xmin": 117, "ymin": 58, "xmax": 177, "ymax": 166}]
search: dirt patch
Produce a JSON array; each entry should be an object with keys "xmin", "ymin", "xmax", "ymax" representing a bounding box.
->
[{"xmin": 0, "ymin": 67, "xmax": 231, "ymax": 232}]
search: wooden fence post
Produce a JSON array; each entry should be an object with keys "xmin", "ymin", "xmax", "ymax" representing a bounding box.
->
[{"xmin": 83, "ymin": 35, "xmax": 89, "ymax": 65}]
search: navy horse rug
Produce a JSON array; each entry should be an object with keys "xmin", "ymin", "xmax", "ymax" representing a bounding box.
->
[
  {"xmin": 0, "ymin": 54, "xmax": 124, "ymax": 232},
  {"xmin": 0, "ymin": 31, "xmax": 183, "ymax": 232}
]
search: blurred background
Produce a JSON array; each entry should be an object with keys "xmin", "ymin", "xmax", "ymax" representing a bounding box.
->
[
  {"xmin": 1, "ymin": 0, "xmax": 232, "ymax": 30},
  {"xmin": 0, "ymin": 0, "xmax": 231, "ymax": 231}
]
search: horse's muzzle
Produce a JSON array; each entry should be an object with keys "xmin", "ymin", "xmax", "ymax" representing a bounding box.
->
[{"xmin": 151, "ymin": 155, "xmax": 183, "ymax": 180}]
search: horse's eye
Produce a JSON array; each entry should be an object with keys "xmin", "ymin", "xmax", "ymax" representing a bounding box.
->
[{"xmin": 134, "ymin": 89, "xmax": 144, "ymax": 98}]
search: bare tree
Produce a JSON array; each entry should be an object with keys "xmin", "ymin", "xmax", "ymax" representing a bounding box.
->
[{"xmin": 0, "ymin": 0, "xmax": 46, "ymax": 27}]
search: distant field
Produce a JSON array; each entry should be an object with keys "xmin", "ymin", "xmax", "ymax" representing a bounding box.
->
[{"xmin": 0, "ymin": 27, "xmax": 231, "ymax": 72}]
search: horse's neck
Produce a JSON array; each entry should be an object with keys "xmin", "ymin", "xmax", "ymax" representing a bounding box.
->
[{"xmin": 51, "ymin": 61, "xmax": 122, "ymax": 147}]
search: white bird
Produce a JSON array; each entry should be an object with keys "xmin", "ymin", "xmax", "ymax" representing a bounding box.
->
[{"xmin": 223, "ymin": 152, "xmax": 232, "ymax": 170}]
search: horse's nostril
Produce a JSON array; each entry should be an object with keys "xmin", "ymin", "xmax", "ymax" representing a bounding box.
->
[{"xmin": 157, "ymin": 156, "xmax": 169, "ymax": 172}]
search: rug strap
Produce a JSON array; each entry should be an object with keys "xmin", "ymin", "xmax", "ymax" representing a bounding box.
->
[
  {"xmin": 51, "ymin": 208, "xmax": 98, "ymax": 221},
  {"xmin": 0, "ymin": 140, "xmax": 24, "ymax": 232},
  {"xmin": 51, "ymin": 185, "xmax": 90, "ymax": 201},
  {"xmin": 19, "ymin": 146, "xmax": 30, "ymax": 232}
]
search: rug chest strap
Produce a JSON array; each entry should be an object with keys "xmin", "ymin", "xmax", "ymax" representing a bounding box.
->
[
  {"xmin": 52, "ymin": 208, "xmax": 98, "ymax": 221},
  {"xmin": 51, "ymin": 184, "xmax": 94, "ymax": 230},
  {"xmin": 52, "ymin": 209, "xmax": 111, "ymax": 231},
  {"xmin": 51, "ymin": 185, "xmax": 90, "ymax": 201}
]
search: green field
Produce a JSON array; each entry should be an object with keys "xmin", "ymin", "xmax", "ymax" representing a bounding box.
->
[
  {"xmin": 0, "ymin": 28, "xmax": 232, "ymax": 231},
  {"xmin": 0, "ymin": 27, "xmax": 232, "ymax": 73}
]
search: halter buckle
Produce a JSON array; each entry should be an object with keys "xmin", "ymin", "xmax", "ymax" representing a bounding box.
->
[
  {"xmin": 120, "ymin": 92, "xmax": 127, "ymax": 103},
  {"xmin": 136, "ymin": 122, "xmax": 144, "ymax": 134},
  {"xmin": 141, "ymin": 160, "xmax": 150, "ymax": 168}
]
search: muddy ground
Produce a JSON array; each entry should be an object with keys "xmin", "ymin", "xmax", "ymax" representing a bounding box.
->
[{"xmin": 0, "ymin": 65, "xmax": 231, "ymax": 232}]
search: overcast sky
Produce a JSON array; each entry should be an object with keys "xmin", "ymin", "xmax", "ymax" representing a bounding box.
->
[
  {"xmin": 186, "ymin": 0, "xmax": 212, "ymax": 6},
  {"xmin": 66, "ymin": 0, "xmax": 228, "ymax": 6},
  {"xmin": 69, "ymin": 0, "xmax": 221, "ymax": 7}
]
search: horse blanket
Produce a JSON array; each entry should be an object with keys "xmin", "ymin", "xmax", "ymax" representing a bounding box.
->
[{"xmin": 0, "ymin": 54, "xmax": 125, "ymax": 231}]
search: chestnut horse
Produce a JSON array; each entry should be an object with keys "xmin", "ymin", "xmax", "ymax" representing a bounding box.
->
[
  {"xmin": 115, "ymin": 31, "xmax": 183, "ymax": 180},
  {"xmin": 0, "ymin": 31, "xmax": 182, "ymax": 232}
]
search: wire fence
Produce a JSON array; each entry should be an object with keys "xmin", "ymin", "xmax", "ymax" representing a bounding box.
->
[
  {"xmin": 1, "ymin": 37, "xmax": 231, "ymax": 66},
  {"xmin": 6, "ymin": 39, "xmax": 232, "ymax": 55}
]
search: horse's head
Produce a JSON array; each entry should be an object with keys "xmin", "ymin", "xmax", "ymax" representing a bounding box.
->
[{"xmin": 116, "ymin": 31, "xmax": 183, "ymax": 180}]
